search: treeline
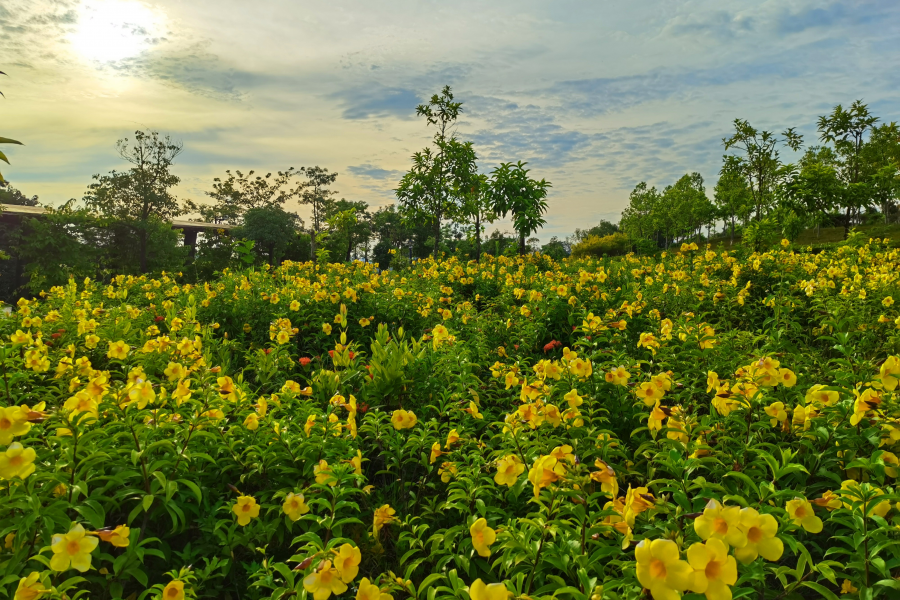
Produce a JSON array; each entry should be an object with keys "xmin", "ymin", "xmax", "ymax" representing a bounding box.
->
[
  {"xmin": 614, "ymin": 100, "xmax": 900, "ymax": 252},
  {"xmin": 0, "ymin": 86, "xmax": 555, "ymax": 299}
]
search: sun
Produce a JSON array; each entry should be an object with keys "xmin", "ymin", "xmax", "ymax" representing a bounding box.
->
[{"xmin": 69, "ymin": 0, "xmax": 165, "ymax": 63}]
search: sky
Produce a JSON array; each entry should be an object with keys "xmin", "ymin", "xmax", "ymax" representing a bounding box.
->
[{"xmin": 2, "ymin": 0, "xmax": 899, "ymax": 241}]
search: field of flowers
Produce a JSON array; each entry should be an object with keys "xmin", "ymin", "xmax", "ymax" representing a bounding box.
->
[{"xmin": 2, "ymin": 239, "xmax": 900, "ymax": 600}]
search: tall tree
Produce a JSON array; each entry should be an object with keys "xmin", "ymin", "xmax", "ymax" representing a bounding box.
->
[
  {"xmin": 84, "ymin": 130, "xmax": 184, "ymax": 273},
  {"xmin": 488, "ymin": 161, "xmax": 552, "ymax": 255},
  {"xmin": 298, "ymin": 166, "xmax": 339, "ymax": 256},
  {"xmin": 396, "ymin": 86, "xmax": 473, "ymax": 255},
  {"xmin": 785, "ymin": 147, "xmax": 843, "ymax": 238},
  {"xmin": 714, "ymin": 157, "xmax": 753, "ymax": 244},
  {"xmin": 722, "ymin": 119, "xmax": 801, "ymax": 221},
  {"xmin": 861, "ymin": 122, "xmax": 900, "ymax": 223},
  {"xmin": 619, "ymin": 182, "xmax": 662, "ymax": 246},
  {"xmin": 458, "ymin": 173, "xmax": 495, "ymax": 261},
  {"xmin": 817, "ymin": 100, "xmax": 879, "ymax": 235},
  {"xmin": 196, "ymin": 168, "xmax": 298, "ymax": 224}
]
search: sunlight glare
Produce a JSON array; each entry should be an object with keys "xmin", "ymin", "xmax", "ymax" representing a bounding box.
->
[{"xmin": 69, "ymin": 0, "xmax": 165, "ymax": 63}]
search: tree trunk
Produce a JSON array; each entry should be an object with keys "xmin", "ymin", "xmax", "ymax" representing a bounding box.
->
[
  {"xmin": 474, "ymin": 212, "xmax": 481, "ymax": 261},
  {"xmin": 518, "ymin": 232, "xmax": 526, "ymax": 255},
  {"xmin": 346, "ymin": 236, "xmax": 353, "ymax": 262},
  {"xmin": 433, "ymin": 213, "xmax": 441, "ymax": 256},
  {"xmin": 139, "ymin": 227, "xmax": 148, "ymax": 273}
]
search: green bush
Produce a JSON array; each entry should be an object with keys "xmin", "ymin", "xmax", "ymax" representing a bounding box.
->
[{"xmin": 570, "ymin": 232, "xmax": 632, "ymax": 257}]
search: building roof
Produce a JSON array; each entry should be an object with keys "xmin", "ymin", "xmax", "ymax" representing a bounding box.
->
[{"xmin": 0, "ymin": 204, "xmax": 235, "ymax": 230}]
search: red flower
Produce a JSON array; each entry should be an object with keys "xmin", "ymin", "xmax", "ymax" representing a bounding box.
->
[
  {"xmin": 51, "ymin": 333, "xmax": 62, "ymax": 339},
  {"xmin": 155, "ymin": 315, "xmax": 165, "ymax": 322},
  {"xmin": 264, "ymin": 348, "xmax": 272, "ymax": 355},
  {"xmin": 299, "ymin": 357, "xmax": 312, "ymax": 366},
  {"xmin": 358, "ymin": 402, "xmax": 369, "ymax": 413},
  {"xmin": 514, "ymin": 344, "xmax": 519, "ymax": 350},
  {"xmin": 543, "ymin": 340, "xmax": 562, "ymax": 353}
]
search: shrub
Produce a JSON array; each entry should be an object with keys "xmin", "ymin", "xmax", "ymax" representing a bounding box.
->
[{"xmin": 570, "ymin": 232, "xmax": 632, "ymax": 257}]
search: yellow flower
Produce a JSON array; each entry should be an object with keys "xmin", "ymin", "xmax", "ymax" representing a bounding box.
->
[
  {"xmin": 693, "ymin": 499, "xmax": 748, "ymax": 548},
  {"xmin": 687, "ymin": 538, "xmax": 737, "ymax": 600},
  {"xmin": 635, "ymin": 539, "xmax": 693, "ymax": 600},
  {"xmin": 333, "ymin": 543, "xmax": 362, "ymax": 583},
  {"xmin": 315, "ymin": 460, "xmax": 336, "ymax": 486},
  {"xmin": 106, "ymin": 340, "xmax": 129, "ymax": 360},
  {"xmin": 391, "ymin": 409, "xmax": 417, "ymax": 430},
  {"xmin": 569, "ymin": 357, "xmax": 593, "ymax": 378},
  {"xmin": 439, "ymin": 461, "xmax": 457, "ymax": 482},
  {"xmin": 429, "ymin": 442, "xmax": 443, "ymax": 464},
  {"xmin": 243, "ymin": 413, "xmax": 260, "ymax": 430},
  {"xmin": 372, "ymin": 504, "xmax": 396, "ymax": 538},
  {"xmin": 879, "ymin": 355, "xmax": 900, "ymax": 391},
  {"xmin": 469, "ymin": 518, "xmax": 496, "ymax": 557},
  {"xmin": 494, "ymin": 455, "xmax": 525, "ymax": 487},
  {"xmin": 164, "ymin": 362, "xmax": 187, "ymax": 381},
  {"xmin": 841, "ymin": 580, "xmax": 858, "ymax": 595},
  {"xmin": 606, "ymin": 366, "xmax": 631, "ymax": 386},
  {"xmin": 590, "ymin": 459, "xmax": 618, "ymax": 498},
  {"xmin": 469, "ymin": 579, "xmax": 508, "ymax": 600},
  {"xmin": 528, "ymin": 455, "xmax": 565, "ymax": 497},
  {"xmin": 564, "ymin": 389, "xmax": 583, "ymax": 408},
  {"xmin": 303, "ymin": 560, "xmax": 348, "ymax": 600},
  {"xmin": 764, "ymin": 402, "xmax": 788, "ymax": 427},
  {"xmin": 0, "ymin": 405, "xmax": 31, "ymax": 445},
  {"xmin": 805, "ymin": 384, "xmax": 839, "ymax": 406},
  {"xmin": 466, "ymin": 401, "xmax": 483, "ymax": 419},
  {"xmin": 50, "ymin": 524, "xmax": 99, "ymax": 572},
  {"xmin": 446, "ymin": 428, "xmax": 460, "ymax": 447},
  {"xmin": 162, "ymin": 580, "xmax": 185, "ymax": 600},
  {"xmin": 734, "ymin": 507, "xmax": 783, "ymax": 564},
  {"xmin": 0, "ymin": 443, "xmax": 36, "ymax": 480},
  {"xmin": 95, "ymin": 525, "xmax": 131, "ymax": 548},
  {"xmin": 777, "ymin": 368, "xmax": 797, "ymax": 387},
  {"xmin": 350, "ymin": 450, "xmax": 363, "ymax": 475},
  {"xmin": 13, "ymin": 572, "xmax": 48, "ymax": 600},
  {"xmin": 232, "ymin": 496, "xmax": 261, "ymax": 526},
  {"xmin": 356, "ymin": 577, "xmax": 393, "ymax": 600},
  {"xmin": 283, "ymin": 493, "xmax": 310, "ymax": 521},
  {"xmin": 785, "ymin": 498, "xmax": 823, "ymax": 533}
]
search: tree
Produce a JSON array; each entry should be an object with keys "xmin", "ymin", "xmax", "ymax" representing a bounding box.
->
[
  {"xmin": 324, "ymin": 200, "xmax": 370, "ymax": 262},
  {"xmin": 817, "ymin": 100, "xmax": 879, "ymax": 235},
  {"xmin": 235, "ymin": 205, "xmax": 300, "ymax": 265},
  {"xmin": 784, "ymin": 146, "xmax": 843, "ymax": 237},
  {"xmin": 572, "ymin": 220, "xmax": 618, "ymax": 244},
  {"xmin": 723, "ymin": 119, "xmax": 801, "ymax": 221},
  {"xmin": 488, "ymin": 161, "xmax": 551, "ymax": 255},
  {"xmin": 663, "ymin": 172, "xmax": 711, "ymax": 242},
  {"xmin": 714, "ymin": 156, "xmax": 752, "ymax": 244},
  {"xmin": 458, "ymin": 173, "xmax": 495, "ymax": 260},
  {"xmin": 619, "ymin": 182, "xmax": 662, "ymax": 246},
  {"xmin": 196, "ymin": 168, "xmax": 298, "ymax": 224},
  {"xmin": 0, "ymin": 69, "xmax": 23, "ymax": 184},
  {"xmin": 396, "ymin": 86, "xmax": 475, "ymax": 256},
  {"xmin": 298, "ymin": 166, "xmax": 339, "ymax": 256},
  {"xmin": 84, "ymin": 130, "xmax": 184, "ymax": 273},
  {"xmin": 862, "ymin": 122, "xmax": 900, "ymax": 223}
]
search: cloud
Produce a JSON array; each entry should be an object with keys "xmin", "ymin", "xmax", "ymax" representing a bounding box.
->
[
  {"xmin": 347, "ymin": 163, "xmax": 404, "ymax": 181},
  {"xmin": 332, "ymin": 85, "xmax": 422, "ymax": 120}
]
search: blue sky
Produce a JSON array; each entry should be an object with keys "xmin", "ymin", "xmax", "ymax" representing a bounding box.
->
[{"xmin": 2, "ymin": 0, "xmax": 899, "ymax": 240}]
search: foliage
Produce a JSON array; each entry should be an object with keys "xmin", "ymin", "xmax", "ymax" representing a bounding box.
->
[
  {"xmin": 570, "ymin": 232, "xmax": 632, "ymax": 258},
  {"xmin": 83, "ymin": 130, "xmax": 185, "ymax": 273},
  {"xmin": 3, "ymin": 241, "xmax": 900, "ymax": 599},
  {"xmin": 488, "ymin": 161, "xmax": 552, "ymax": 255},
  {"xmin": 195, "ymin": 168, "xmax": 300, "ymax": 225},
  {"xmin": 0, "ymin": 69, "xmax": 24, "ymax": 184}
]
